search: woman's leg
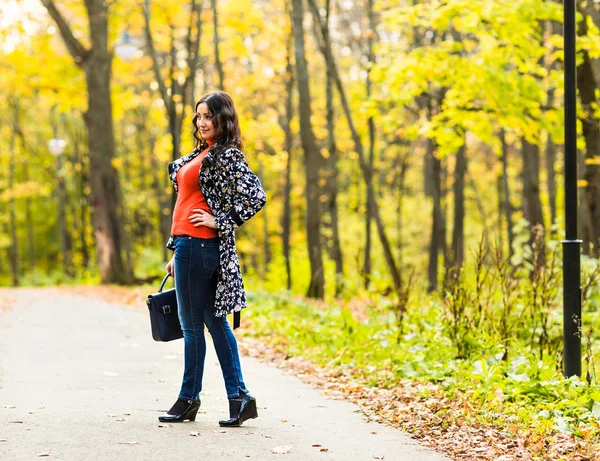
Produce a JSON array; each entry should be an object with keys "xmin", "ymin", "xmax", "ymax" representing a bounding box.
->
[
  {"xmin": 204, "ymin": 304, "xmax": 249, "ymax": 399},
  {"xmin": 174, "ymin": 237, "xmax": 216, "ymax": 401},
  {"xmin": 201, "ymin": 243, "xmax": 257, "ymax": 426}
]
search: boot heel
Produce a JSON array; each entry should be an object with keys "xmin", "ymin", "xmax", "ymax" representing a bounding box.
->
[
  {"xmin": 247, "ymin": 399, "xmax": 258, "ymax": 419},
  {"xmin": 186, "ymin": 406, "xmax": 200, "ymax": 422},
  {"xmin": 239, "ymin": 398, "xmax": 258, "ymax": 424}
]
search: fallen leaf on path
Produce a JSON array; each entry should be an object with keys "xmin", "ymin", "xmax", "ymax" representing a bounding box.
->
[
  {"xmin": 373, "ymin": 456, "xmax": 385, "ymax": 460},
  {"xmin": 9, "ymin": 420, "xmax": 23, "ymax": 424},
  {"xmin": 270, "ymin": 446, "xmax": 292, "ymax": 454},
  {"xmin": 116, "ymin": 418, "xmax": 126, "ymax": 422},
  {"xmin": 0, "ymin": 439, "xmax": 7, "ymax": 442},
  {"xmin": 158, "ymin": 424, "xmax": 172, "ymax": 428},
  {"xmin": 320, "ymin": 447, "xmax": 329, "ymax": 452},
  {"xmin": 370, "ymin": 431, "xmax": 377, "ymax": 435},
  {"xmin": 37, "ymin": 453, "xmax": 50, "ymax": 457},
  {"xmin": 312, "ymin": 444, "xmax": 322, "ymax": 447},
  {"xmin": 291, "ymin": 424, "xmax": 302, "ymax": 427},
  {"xmin": 188, "ymin": 431, "xmax": 200, "ymax": 437},
  {"xmin": 118, "ymin": 441, "xmax": 139, "ymax": 445},
  {"xmin": 123, "ymin": 412, "xmax": 131, "ymax": 416},
  {"xmin": 281, "ymin": 419, "xmax": 288, "ymax": 423}
]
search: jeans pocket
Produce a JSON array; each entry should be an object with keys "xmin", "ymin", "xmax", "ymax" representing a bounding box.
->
[{"xmin": 201, "ymin": 247, "xmax": 219, "ymax": 271}]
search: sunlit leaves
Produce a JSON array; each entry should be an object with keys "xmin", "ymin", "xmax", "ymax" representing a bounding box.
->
[{"xmin": 372, "ymin": 0, "xmax": 564, "ymax": 153}]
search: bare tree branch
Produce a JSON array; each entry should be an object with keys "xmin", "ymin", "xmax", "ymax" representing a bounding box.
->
[
  {"xmin": 184, "ymin": 0, "xmax": 204, "ymax": 110},
  {"xmin": 41, "ymin": 0, "xmax": 88, "ymax": 65},
  {"xmin": 142, "ymin": 0, "xmax": 172, "ymax": 115}
]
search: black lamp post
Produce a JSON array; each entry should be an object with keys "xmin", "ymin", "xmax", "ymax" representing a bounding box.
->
[{"xmin": 562, "ymin": 0, "xmax": 582, "ymax": 377}]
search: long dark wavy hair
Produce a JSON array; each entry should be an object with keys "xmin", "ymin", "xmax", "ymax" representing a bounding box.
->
[{"xmin": 192, "ymin": 91, "xmax": 243, "ymax": 153}]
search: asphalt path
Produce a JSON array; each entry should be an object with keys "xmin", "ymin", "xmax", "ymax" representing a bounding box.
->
[{"xmin": 0, "ymin": 288, "xmax": 449, "ymax": 461}]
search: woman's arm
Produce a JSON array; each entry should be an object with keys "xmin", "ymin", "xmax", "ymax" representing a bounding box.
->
[{"xmin": 213, "ymin": 148, "xmax": 267, "ymax": 237}]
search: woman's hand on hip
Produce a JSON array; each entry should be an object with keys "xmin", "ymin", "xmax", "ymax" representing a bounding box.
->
[{"xmin": 188, "ymin": 208, "xmax": 217, "ymax": 229}]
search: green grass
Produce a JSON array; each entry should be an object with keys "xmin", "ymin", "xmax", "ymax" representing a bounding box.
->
[{"xmin": 242, "ymin": 289, "xmax": 600, "ymax": 441}]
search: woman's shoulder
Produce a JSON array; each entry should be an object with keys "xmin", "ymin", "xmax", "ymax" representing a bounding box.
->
[
  {"xmin": 217, "ymin": 146, "xmax": 244, "ymax": 157},
  {"xmin": 213, "ymin": 146, "xmax": 247, "ymax": 166}
]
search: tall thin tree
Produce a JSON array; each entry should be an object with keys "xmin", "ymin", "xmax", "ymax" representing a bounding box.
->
[
  {"xmin": 212, "ymin": 0, "xmax": 225, "ymax": 89},
  {"xmin": 308, "ymin": 0, "xmax": 400, "ymax": 289},
  {"xmin": 324, "ymin": 0, "xmax": 344, "ymax": 296},
  {"xmin": 363, "ymin": 0, "xmax": 376, "ymax": 289},
  {"xmin": 291, "ymin": 0, "xmax": 325, "ymax": 298},
  {"xmin": 280, "ymin": 31, "xmax": 295, "ymax": 291}
]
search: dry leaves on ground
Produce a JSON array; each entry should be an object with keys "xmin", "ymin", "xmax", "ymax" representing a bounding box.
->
[{"xmin": 237, "ymin": 335, "xmax": 600, "ymax": 461}]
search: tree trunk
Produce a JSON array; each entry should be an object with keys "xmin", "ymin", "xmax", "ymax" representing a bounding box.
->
[
  {"xmin": 500, "ymin": 129, "xmax": 515, "ymax": 255},
  {"xmin": 427, "ymin": 139, "xmax": 441, "ymax": 292},
  {"xmin": 212, "ymin": 0, "xmax": 225, "ymax": 90},
  {"xmin": 281, "ymin": 33, "xmax": 294, "ymax": 291},
  {"xmin": 259, "ymin": 159, "xmax": 270, "ymax": 277},
  {"xmin": 440, "ymin": 160, "xmax": 449, "ymax": 272},
  {"xmin": 291, "ymin": 0, "xmax": 325, "ymax": 298},
  {"xmin": 545, "ymin": 14, "xmax": 561, "ymax": 229},
  {"xmin": 451, "ymin": 143, "xmax": 466, "ymax": 268},
  {"xmin": 82, "ymin": 59, "xmax": 131, "ymax": 283},
  {"xmin": 545, "ymin": 129, "xmax": 558, "ymax": 227},
  {"xmin": 23, "ymin": 161, "xmax": 35, "ymax": 272},
  {"xmin": 43, "ymin": 0, "xmax": 132, "ymax": 283},
  {"xmin": 148, "ymin": 133, "xmax": 171, "ymax": 262},
  {"xmin": 521, "ymin": 138, "xmax": 545, "ymax": 232},
  {"xmin": 9, "ymin": 104, "xmax": 19, "ymax": 287},
  {"xmin": 396, "ymin": 148, "xmax": 409, "ymax": 270},
  {"xmin": 307, "ymin": 0, "xmax": 400, "ymax": 289},
  {"xmin": 74, "ymin": 130, "xmax": 90, "ymax": 270},
  {"xmin": 363, "ymin": 0, "xmax": 376, "ymax": 289},
  {"xmin": 578, "ymin": 14, "xmax": 600, "ymax": 256},
  {"xmin": 324, "ymin": 0, "xmax": 343, "ymax": 296},
  {"xmin": 56, "ymin": 152, "xmax": 73, "ymax": 277}
]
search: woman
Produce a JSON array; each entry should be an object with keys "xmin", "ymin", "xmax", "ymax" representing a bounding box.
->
[{"xmin": 160, "ymin": 91, "xmax": 266, "ymax": 427}]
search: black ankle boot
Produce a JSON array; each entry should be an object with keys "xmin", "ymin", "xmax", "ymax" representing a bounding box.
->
[
  {"xmin": 218, "ymin": 390, "xmax": 258, "ymax": 427},
  {"xmin": 158, "ymin": 397, "xmax": 201, "ymax": 422}
]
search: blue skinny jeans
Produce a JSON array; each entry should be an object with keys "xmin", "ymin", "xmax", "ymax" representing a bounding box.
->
[{"xmin": 172, "ymin": 235, "xmax": 248, "ymax": 401}]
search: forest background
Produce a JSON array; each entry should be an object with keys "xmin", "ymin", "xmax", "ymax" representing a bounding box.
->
[{"xmin": 2, "ymin": 0, "xmax": 600, "ymax": 459}]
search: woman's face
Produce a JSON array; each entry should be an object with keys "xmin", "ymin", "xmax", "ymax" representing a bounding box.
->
[{"xmin": 196, "ymin": 102, "xmax": 215, "ymax": 142}]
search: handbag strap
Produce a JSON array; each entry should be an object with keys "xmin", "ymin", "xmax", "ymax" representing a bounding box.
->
[{"xmin": 158, "ymin": 273, "xmax": 171, "ymax": 293}]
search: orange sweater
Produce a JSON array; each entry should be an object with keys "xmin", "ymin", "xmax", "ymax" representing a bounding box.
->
[{"xmin": 170, "ymin": 150, "xmax": 218, "ymax": 239}]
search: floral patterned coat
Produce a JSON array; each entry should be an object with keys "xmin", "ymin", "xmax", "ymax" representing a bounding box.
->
[{"xmin": 166, "ymin": 146, "xmax": 267, "ymax": 320}]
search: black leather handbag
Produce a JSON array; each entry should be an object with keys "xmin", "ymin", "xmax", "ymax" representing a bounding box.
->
[{"xmin": 146, "ymin": 274, "xmax": 183, "ymax": 342}]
